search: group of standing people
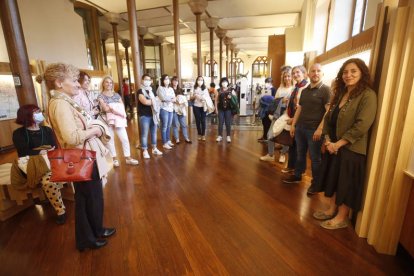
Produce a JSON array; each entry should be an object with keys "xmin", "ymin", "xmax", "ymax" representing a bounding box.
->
[{"xmin": 259, "ymin": 59, "xmax": 377, "ymax": 230}]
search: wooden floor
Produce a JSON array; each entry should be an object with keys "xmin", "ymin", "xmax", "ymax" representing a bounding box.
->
[{"xmin": 0, "ymin": 120, "xmax": 413, "ymax": 275}]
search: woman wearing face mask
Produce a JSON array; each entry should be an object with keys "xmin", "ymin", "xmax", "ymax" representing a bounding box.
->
[
  {"xmin": 12, "ymin": 104, "xmax": 66, "ymax": 224},
  {"xmin": 171, "ymin": 76, "xmax": 192, "ymax": 144},
  {"xmin": 215, "ymin": 77, "xmax": 234, "ymax": 143},
  {"xmin": 157, "ymin": 74, "xmax": 176, "ymax": 149},
  {"xmin": 138, "ymin": 74, "xmax": 163, "ymax": 159},
  {"xmin": 98, "ymin": 76, "xmax": 138, "ymax": 167},
  {"xmin": 73, "ymin": 71, "xmax": 99, "ymax": 118},
  {"xmin": 190, "ymin": 76, "xmax": 209, "ymax": 141}
]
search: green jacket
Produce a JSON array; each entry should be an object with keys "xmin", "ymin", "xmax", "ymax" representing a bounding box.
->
[{"xmin": 323, "ymin": 88, "xmax": 377, "ymax": 155}]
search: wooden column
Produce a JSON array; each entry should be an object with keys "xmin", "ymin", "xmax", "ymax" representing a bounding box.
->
[
  {"xmin": 205, "ymin": 17, "xmax": 219, "ymax": 81},
  {"xmin": 0, "ymin": 0, "xmax": 36, "ymax": 105},
  {"xmin": 173, "ymin": 0, "xmax": 182, "ymax": 84},
  {"xmin": 215, "ymin": 27, "xmax": 226, "ymax": 80},
  {"xmin": 138, "ymin": 27, "xmax": 148, "ymax": 74},
  {"xmin": 127, "ymin": 0, "xmax": 142, "ymax": 145},
  {"xmin": 105, "ymin": 13, "xmax": 123, "ymax": 94},
  {"xmin": 267, "ymin": 35, "xmax": 285, "ymax": 89},
  {"xmin": 230, "ymin": 44, "xmax": 235, "ymax": 84},
  {"xmin": 223, "ymin": 37, "xmax": 232, "ymax": 78},
  {"xmin": 101, "ymin": 33, "xmax": 109, "ymax": 66},
  {"xmin": 121, "ymin": 39, "xmax": 131, "ymax": 93},
  {"xmin": 189, "ymin": 0, "xmax": 208, "ymax": 76}
]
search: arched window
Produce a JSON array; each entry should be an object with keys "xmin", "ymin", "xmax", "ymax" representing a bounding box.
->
[
  {"xmin": 251, "ymin": 56, "xmax": 270, "ymax": 78},
  {"xmin": 205, "ymin": 60, "xmax": 218, "ymax": 78}
]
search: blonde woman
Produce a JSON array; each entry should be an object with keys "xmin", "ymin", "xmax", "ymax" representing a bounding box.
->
[
  {"xmin": 98, "ymin": 76, "xmax": 138, "ymax": 167},
  {"xmin": 260, "ymin": 68, "xmax": 294, "ymax": 163},
  {"xmin": 42, "ymin": 63, "xmax": 115, "ymax": 252}
]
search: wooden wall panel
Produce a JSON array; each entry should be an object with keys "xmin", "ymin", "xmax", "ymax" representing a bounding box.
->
[{"xmin": 267, "ymin": 35, "xmax": 285, "ymax": 87}]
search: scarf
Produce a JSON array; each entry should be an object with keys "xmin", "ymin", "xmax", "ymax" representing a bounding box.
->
[
  {"xmin": 287, "ymin": 79, "xmax": 308, "ymax": 118},
  {"xmin": 140, "ymin": 85, "xmax": 155, "ymax": 99},
  {"xmin": 52, "ymin": 91, "xmax": 92, "ymax": 123}
]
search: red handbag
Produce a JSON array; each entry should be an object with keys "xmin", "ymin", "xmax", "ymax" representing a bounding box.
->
[
  {"xmin": 47, "ymin": 107, "xmax": 96, "ymax": 182},
  {"xmin": 47, "ymin": 146, "xmax": 96, "ymax": 182}
]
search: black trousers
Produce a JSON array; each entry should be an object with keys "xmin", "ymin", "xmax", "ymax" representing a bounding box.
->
[
  {"xmin": 262, "ymin": 116, "xmax": 272, "ymax": 139},
  {"xmin": 124, "ymin": 95, "xmax": 132, "ymax": 112},
  {"xmin": 73, "ymin": 164, "xmax": 104, "ymax": 249}
]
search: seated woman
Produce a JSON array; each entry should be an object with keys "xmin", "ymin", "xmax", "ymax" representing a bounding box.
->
[{"xmin": 12, "ymin": 104, "xmax": 66, "ymax": 225}]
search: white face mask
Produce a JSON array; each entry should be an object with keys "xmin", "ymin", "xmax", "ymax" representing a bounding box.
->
[
  {"xmin": 33, "ymin": 113, "xmax": 44, "ymax": 124},
  {"xmin": 265, "ymin": 83, "xmax": 271, "ymax": 88},
  {"xmin": 222, "ymin": 82, "xmax": 228, "ymax": 88},
  {"xmin": 143, "ymin": 80, "xmax": 151, "ymax": 87},
  {"xmin": 197, "ymin": 80, "xmax": 203, "ymax": 86},
  {"xmin": 164, "ymin": 79, "xmax": 170, "ymax": 86}
]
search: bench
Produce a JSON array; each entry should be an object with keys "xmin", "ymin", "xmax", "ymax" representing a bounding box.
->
[{"xmin": 0, "ymin": 163, "xmax": 74, "ymax": 221}]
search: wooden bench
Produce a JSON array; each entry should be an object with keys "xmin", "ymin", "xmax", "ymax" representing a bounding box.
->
[{"xmin": 0, "ymin": 163, "xmax": 74, "ymax": 221}]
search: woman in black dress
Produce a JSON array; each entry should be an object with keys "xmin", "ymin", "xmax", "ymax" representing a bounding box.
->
[{"xmin": 313, "ymin": 58, "xmax": 377, "ymax": 229}]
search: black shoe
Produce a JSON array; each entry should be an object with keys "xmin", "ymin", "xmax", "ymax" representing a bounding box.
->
[
  {"xmin": 55, "ymin": 213, "xmax": 66, "ymax": 225},
  {"xmin": 33, "ymin": 198, "xmax": 50, "ymax": 206},
  {"xmin": 78, "ymin": 240, "xmax": 108, "ymax": 252},
  {"xmin": 307, "ymin": 185, "xmax": 318, "ymax": 195},
  {"xmin": 101, "ymin": 228, "xmax": 116, "ymax": 238},
  {"xmin": 282, "ymin": 175, "xmax": 302, "ymax": 184}
]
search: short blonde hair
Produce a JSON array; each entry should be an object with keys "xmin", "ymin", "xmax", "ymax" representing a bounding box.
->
[
  {"xmin": 36, "ymin": 63, "xmax": 79, "ymax": 90},
  {"xmin": 100, "ymin": 75, "xmax": 114, "ymax": 92}
]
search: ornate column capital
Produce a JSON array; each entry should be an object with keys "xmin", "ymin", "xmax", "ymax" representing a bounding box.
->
[
  {"xmin": 223, "ymin": 37, "xmax": 233, "ymax": 46},
  {"xmin": 105, "ymin": 12, "xmax": 120, "ymax": 25},
  {"xmin": 138, "ymin": 26, "xmax": 148, "ymax": 37},
  {"xmin": 230, "ymin": 43, "xmax": 236, "ymax": 51},
  {"xmin": 101, "ymin": 32, "xmax": 109, "ymax": 41},
  {"xmin": 121, "ymin": 39, "xmax": 130, "ymax": 48},
  {"xmin": 234, "ymin": 48, "xmax": 240, "ymax": 56},
  {"xmin": 204, "ymin": 17, "xmax": 219, "ymax": 29},
  {"xmin": 188, "ymin": 0, "xmax": 208, "ymax": 15},
  {"xmin": 154, "ymin": 35, "xmax": 164, "ymax": 45},
  {"xmin": 215, "ymin": 27, "xmax": 227, "ymax": 39}
]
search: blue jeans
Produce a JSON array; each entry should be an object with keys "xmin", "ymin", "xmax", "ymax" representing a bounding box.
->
[
  {"xmin": 173, "ymin": 112, "xmax": 189, "ymax": 140},
  {"xmin": 294, "ymin": 125, "xmax": 323, "ymax": 184},
  {"xmin": 160, "ymin": 109, "xmax": 173, "ymax": 144},
  {"xmin": 218, "ymin": 109, "xmax": 232, "ymax": 136},
  {"xmin": 139, "ymin": 115, "xmax": 157, "ymax": 150},
  {"xmin": 193, "ymin": 106, "xmax": 206, "ymax": 136}
]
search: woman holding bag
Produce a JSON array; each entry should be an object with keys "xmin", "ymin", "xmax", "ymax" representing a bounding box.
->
[{"xmin": 41, "ymin": 63, "xmax": 115, "ymax": 252}]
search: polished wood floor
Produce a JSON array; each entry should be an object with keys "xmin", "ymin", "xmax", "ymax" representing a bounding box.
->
[{"xmin": 0, "ymin": 120, "xmax": 413, "ymax": 275}]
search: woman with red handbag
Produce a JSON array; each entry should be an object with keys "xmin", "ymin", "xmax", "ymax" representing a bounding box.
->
[{"xmin": 39, "ymin": 63, "xmax": 115, "ymax": 252}]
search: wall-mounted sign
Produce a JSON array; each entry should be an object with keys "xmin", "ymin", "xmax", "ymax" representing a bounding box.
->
[{"xmin": 13, "ymin": 74, "xmax": 22, "ymax": 87}]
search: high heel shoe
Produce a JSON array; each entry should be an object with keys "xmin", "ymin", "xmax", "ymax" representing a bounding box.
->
[{"xmin": 78, "ymin": 239, "xmax": 107, "ymax": 252}]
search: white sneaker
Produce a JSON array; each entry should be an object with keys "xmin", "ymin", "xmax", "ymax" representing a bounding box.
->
[
  {"xmin": 163, "ymin": 143, "xmax": 172, "ymax": 150},
  {"xmin": 197, "ymin": 136, "xmax": 202, "ymax": 140},
  {"xmin": 143, "ymin": 150, "xmax": 150, "ymax": 159},
  {"xmin": 216, "ymin": 136, "xmax": 223, "ymax": 142},
  {"xmin": 168, "ymin": 141, "xmax": 174, "ymax": 147},
  {"xmin": 201, "ymin": 136, "xmax": 206, "ymax": 141},
  {"xmin": 113, "ymin": 159, "xmax": 120, "ymax": 167},
  {"xmin": 226, "ymin": 136, "xmax": 231, "ymax": 143},
  {"xmin": 259, "ymin": 154, "xmax": 274, "ymax": 162},
  {"xmin": 152, "ymin": 148, "xmax": 163, "ymax": 155},
  {"xmin": 278, "ymin": 154, "xmax": 286, "ymax": 163},
  {"xmin": 126, "ymin": 158, "xmax": 139, "ymax": 165}
]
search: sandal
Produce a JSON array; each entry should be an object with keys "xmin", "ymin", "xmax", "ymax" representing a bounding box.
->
[
  {"xmin": 320, "ymin": 219, "xmax": 348, "ymax": 230},
  {"xmin": 313, "ymin": 211, "xmax": 335, "ymax": 220}
]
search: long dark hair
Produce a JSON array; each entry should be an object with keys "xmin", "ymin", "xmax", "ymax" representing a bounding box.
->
[
  {"xmin": 160, "ymin": 74, "xmax": 169, "ymax": 87},
  {"xmin": 171, "ymin": 76, "xmax": 182, "ymax": 95},
  {"xmin": 193, "ymin": 76, "xmax": 206, "ymax": 90},
  {"xmin": 331, "ymin": 58, "xmax": 373, "ymax": 105}
]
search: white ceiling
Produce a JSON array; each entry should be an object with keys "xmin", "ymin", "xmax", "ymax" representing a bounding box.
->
[{"xmin": 80, "ymin": 0, "xmax": 304, "ymax": 57}]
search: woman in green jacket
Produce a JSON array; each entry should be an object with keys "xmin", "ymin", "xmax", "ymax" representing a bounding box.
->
[{"xmin": 313, "ymin": 58, "xmax": 377, "ymax": 230}]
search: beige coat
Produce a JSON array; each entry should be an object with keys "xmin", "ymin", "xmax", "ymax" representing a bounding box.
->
[{"xmin": 48, "ymin": 91, "xmax": 112, "ymax": 181}]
